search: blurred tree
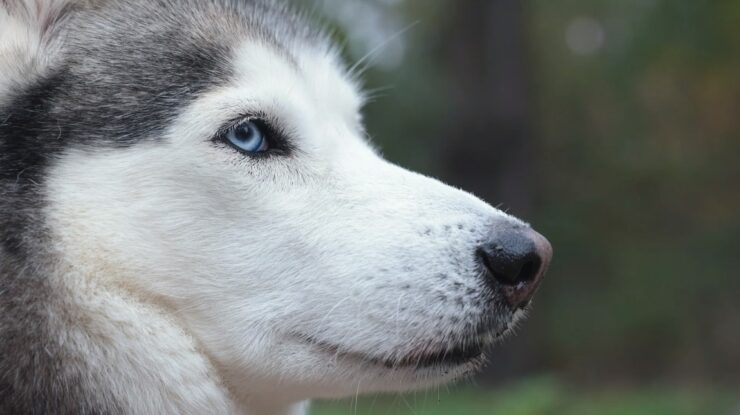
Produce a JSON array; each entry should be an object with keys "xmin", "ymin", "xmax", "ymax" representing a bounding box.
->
[
  {"xmin": 437, "ymin": 0, "xmax": 543, "ymax": 382},
  {"xmin": 440, "ymin": 0, "xmax": 534, "ymax": 217},
  {"xmin": 529, "ymin": 0, "xmax": 740, "ymax": 382}
]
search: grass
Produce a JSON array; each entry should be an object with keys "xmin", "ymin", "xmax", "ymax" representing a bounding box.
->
[{"xmin": 311, "ymin": 377, "xmax": 739, "ymax": 415}]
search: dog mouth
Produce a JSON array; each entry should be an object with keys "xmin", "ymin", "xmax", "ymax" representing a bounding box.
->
[
  {"xmin": 296, "ymin": 327, "xmax": 509, "ymax": 370},
  {"xmin": 382, "ymin": 344, "xmax": 486, "ymax": 369}
]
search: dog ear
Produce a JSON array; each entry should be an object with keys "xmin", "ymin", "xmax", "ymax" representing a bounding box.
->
[
  {"xmin": 1, "ymin": 0, "xmax": 82, "ymax": 41},
  {"xmin": 0, "ymin": 0, "xmax": 86, "ymax": 95}
]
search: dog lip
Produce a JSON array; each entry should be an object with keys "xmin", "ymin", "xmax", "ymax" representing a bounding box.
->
[
  {"xmin": 295, "ymin": 334, "xmax": 490, "ymax": 369},
  {"xmin": 391, "ymin": 344, "xmax": 485, "ymax": 368}
]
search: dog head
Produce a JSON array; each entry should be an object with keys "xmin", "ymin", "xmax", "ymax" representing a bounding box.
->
[{"xmin": 1, "ymin": 0, "xmax": 552, "ymax": 403}]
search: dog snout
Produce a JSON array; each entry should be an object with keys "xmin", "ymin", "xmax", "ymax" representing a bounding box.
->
[{"xmin": 477, "ymin": 225, "xmax": 553, "ymax": 309}]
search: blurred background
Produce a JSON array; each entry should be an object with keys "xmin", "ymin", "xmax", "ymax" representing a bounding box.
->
[{"xmin": 304, "ymin": 0, "xmax": 740, "ymax": 413}]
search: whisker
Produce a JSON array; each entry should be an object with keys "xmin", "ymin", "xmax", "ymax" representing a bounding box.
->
[{"xmin": 348, "ymin": 20, "xmax": 420, "ymax": 80}]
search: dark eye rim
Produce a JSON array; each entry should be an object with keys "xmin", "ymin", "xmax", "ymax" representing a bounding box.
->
[{"xmin": 213, "ymin": 115, "xmax": 292, "ymax": 158}]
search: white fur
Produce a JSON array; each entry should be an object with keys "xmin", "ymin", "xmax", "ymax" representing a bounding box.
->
[
  {"xmin": 1, "ymin": 2, "xmax": 529, "ymax": 414},
  {"xmin": 41, "ymin": 39, "xmax": 525, "ymax": 414}
]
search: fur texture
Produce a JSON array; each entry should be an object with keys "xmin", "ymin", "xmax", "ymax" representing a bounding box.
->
[{"xmin": 0, "ymin": 1, "xmax": 548, "ymax": 414}]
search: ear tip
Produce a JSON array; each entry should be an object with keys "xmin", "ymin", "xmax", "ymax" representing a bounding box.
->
[
  {"xmin": 3, "ymin": 0, "xmax": 82, "ymax": 28},
  {"xmin": 0, "ymin": 0, "xmax": 80, "ymax": 94}
]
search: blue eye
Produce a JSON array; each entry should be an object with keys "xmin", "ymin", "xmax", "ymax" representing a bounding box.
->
[{"xmin": 224, "ymin": 120, "xmax": 269, "ymax": 153}]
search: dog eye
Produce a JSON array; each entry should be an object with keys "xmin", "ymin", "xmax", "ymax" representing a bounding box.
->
[{"xmin": 223, "ymin": 119, "xmax": 269, "ymax": 153}]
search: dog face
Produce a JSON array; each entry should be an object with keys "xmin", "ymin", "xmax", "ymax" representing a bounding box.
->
[{"xmin": 3, "ymin": 0, "xmax": 551, "ymax": 402}]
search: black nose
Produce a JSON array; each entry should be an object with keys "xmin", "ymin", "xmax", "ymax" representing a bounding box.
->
[{"xmin": 477, "ymin": 225, "xmax": 553, "ymax": 309}]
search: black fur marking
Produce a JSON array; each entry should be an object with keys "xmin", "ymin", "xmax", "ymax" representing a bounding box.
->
[{"xmin": 0, "ymin": 71, "xmax": 68, "ymax": 256}]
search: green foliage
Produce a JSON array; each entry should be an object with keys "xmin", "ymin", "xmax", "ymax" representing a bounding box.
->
[
  {"xmin": 312, "ymin": 378, "xmax": 738, "ymax": 415},
  {"xmin": 528, "ymin": 0, "xmax": 740, "ymax": 378}
]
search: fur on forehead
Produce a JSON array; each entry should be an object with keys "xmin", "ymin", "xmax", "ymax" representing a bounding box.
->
[{"xmin": 0, "ymin": 0, "xmax": 344, "ymax": 95}]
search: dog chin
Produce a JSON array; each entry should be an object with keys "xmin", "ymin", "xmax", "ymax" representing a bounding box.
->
[{"xmin": 293, "ymin": 323, "xmax": 516, "ymax": 387}]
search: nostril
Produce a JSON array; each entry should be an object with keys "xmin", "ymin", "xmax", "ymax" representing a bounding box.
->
[
  {"xmin": 477, "ymin": 227, "xmax": 552, "ymax": 309},
  {"xmin": 477, "ymin": 248, "xmax": 540, "ymax": 287},
  {"xmin": 515, "ymin": 256, "xmax": 541, "ymax": 285}
]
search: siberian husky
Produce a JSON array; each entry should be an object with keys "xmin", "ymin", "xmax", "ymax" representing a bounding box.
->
[{"xmin": 0, "ymin": 1, "xmax": 552, "ymax": 414}]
